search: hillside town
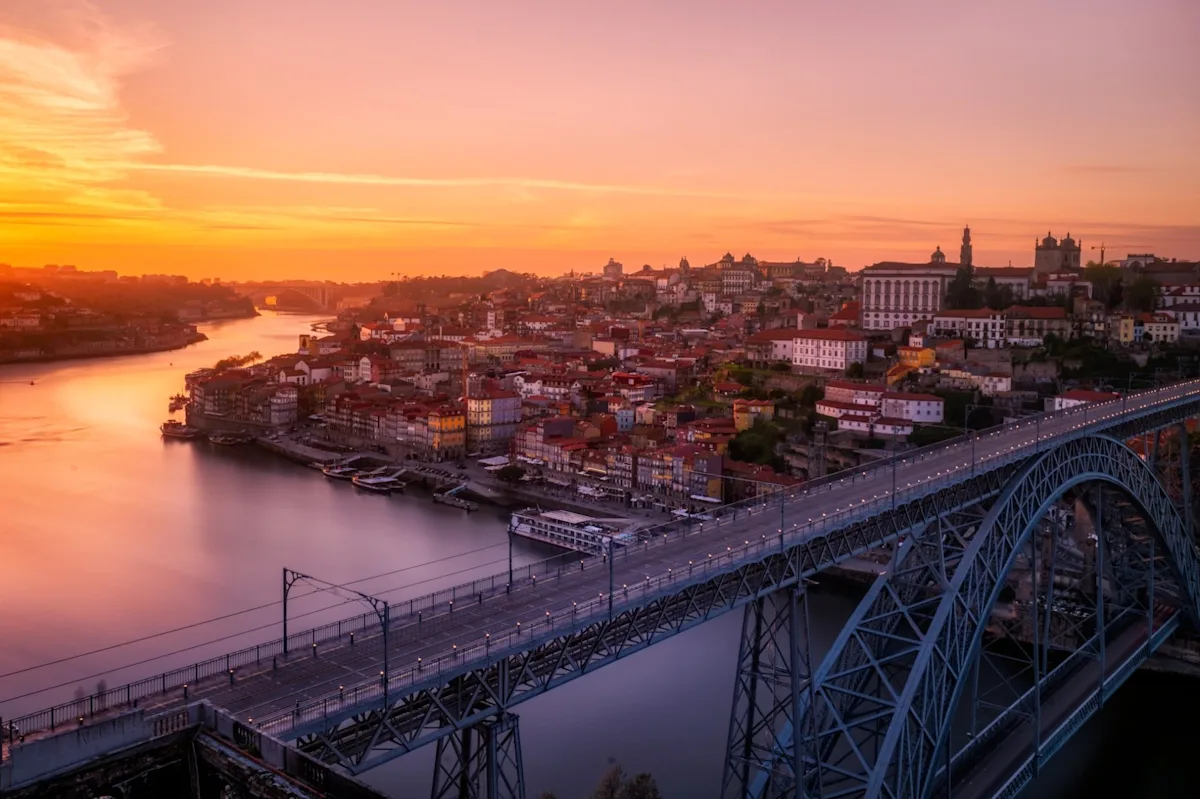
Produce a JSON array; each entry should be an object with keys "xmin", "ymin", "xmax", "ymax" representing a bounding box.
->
[
  {"xmin": 166, "ymin": 229, "xmax": 1197, "ymax": 511},
  {"xmin": 0, "ymin": 264, "xmax": 256, "ymax": 363}
]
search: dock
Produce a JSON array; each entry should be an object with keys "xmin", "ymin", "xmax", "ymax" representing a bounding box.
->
[
  {"xmin": 433, "ymin": 493, "xmax": 479, "ymax": 511},
  {"xmin": 432, "ymin": 483, "xmax": 479, "ymax": 511}
]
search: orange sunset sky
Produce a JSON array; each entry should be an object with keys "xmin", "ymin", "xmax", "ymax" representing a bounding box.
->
[{"xmin": 1, "ymin": 0, "xmax": 1197, "ymax": 281}]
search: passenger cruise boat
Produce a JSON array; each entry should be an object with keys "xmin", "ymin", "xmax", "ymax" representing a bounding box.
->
[{"xmin": 160, "ymin": 420, "xmax": 202, "ymax": 440}]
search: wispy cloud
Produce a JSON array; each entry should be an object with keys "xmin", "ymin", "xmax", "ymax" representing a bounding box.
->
[
  {"xmin": 124, "ymin": 162, "xmax": 751, "ymax": 200},
  {"xmin": 1060, "ymin": 164, "xmax": 1151, "ymax": 175},
  {"xmin": 0, "ymin": 14, "xmax": 163, "ymax": 209}
]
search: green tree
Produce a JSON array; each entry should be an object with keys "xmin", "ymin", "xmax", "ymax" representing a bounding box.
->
[
  {"xmin": 729, "ymin": 419, "xmax": 785, "ymax": 470},
  {"xmin": 845, "ymin": 361, "xmax": 865, "ymax": 379},
  {"xmin": 496, "ymin": 464, "xmax": 525, "ymax": 483},
  {"xmin": 1125, "ymin": 276, "xmax": 1160, "ymax": 313},
  {"xmin": 770, "ymin": 360, "xmax": 792, "ymax": 372},
  {"xmin": 797, "ymin": 384, "xmax": 821, "ymax": 408}
]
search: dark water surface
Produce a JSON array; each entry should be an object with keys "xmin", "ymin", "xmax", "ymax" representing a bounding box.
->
[{"xmin": 0, "ymin": 313, "xmax": 1194, "ymax": 798}]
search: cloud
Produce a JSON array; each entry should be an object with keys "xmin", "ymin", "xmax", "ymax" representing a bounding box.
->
[
  {"xmin": 0, "ymin": 15, "xmax": 163, "ymax": 207},
  {"xmin": 1060, "ymin": 164, "xmax": 1150, "ymax": 175},
  {"xmin": 124, "ymin": 161, "xmax": 754, "ymax": 200}
]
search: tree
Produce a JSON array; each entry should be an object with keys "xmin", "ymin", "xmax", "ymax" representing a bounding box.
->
[
  {"xmin": 1084, "ymin": 261, "xmax": 1122, "ymax": 308},
  {"xmin": 496, "ymin": 465, "xmax": 525, "ymax": 483},
  {"xmin": 983, "ymin": 278, "xmax": 1014, "ymax": 311},
  {"xmin": 797, "ymin": 384, "xmax": 821, "ymax": 408},
  {"xmin": 729, "ymin": 418, "xmax": 785, "ymax": 470},
  {"xmin": 845, "ymin": 361, "xmax": 865, "ymax": 379},
  {"xmin": 1125, "ymin": 276, "xmax": 1160, "ymax": 313},
  {"xmin": 591, "ymin": 765, "xmax": 626, "ymax": 799},
  {"xmin": 770, "ymin": 360, "xmax": 792, "ymax": 372},
  {"xmin": 945, "ymin": 263, "xmax": 982, "ymax": 309},
  {"xmin": 618, "ymin": 773, "xmax": 663, "ymax": 799}
]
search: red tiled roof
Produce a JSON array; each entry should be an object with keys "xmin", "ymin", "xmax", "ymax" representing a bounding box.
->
[
  {"xmin": 1005, "ymin": 305, "xmax": 1067, "ymax": 319},
  {"xmin": 825, "ymin": 380, "xmax": 885, "ymax": 393},
  {"xmin": 883, "ymin": 391, "xmax": 943, "ymax": 402},
  {"xmin": 793, "ymin": 328, "xmax": 865, "ymax": 342}
]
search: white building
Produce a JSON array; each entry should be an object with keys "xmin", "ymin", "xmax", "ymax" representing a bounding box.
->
[
  {"xmin": 859, "ymin": 256, "xmax": 958, "ymax": 331},
  {"xmin": 1164, "ymin": 303, "xmax": 1200, "ymax": 333},
  {"xmin": 791, "ymin": 329, "xmax": 867, "ymax": 372},
  {"xmin": 881, "ymin": 392, "xmax": 945, "ymax": 423},
  {"xmin": 930, "ymin": 309, "xmax": 1006, "ymax": 348}
]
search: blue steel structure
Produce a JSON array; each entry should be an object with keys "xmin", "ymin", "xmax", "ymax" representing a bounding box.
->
[{"xmin": 4, "ymin": 382, "xmax": 1200, "ymax": 799}]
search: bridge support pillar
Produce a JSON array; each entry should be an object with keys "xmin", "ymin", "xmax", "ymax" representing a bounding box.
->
[
  {"xmin": 431, "ymin": 712, "xmax": 525, "ymax": 799},
  {"xmin": 722, "ymin": 587, "xmax": 814, "ymax": 799}
]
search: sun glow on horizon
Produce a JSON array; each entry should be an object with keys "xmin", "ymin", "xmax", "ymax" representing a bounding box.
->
[{"xmin": 0, "ymin": 0, "xmax": 1197, "ymax": 281}]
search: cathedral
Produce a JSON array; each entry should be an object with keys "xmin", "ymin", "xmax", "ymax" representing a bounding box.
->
[{"xmin": 1034, "ymin": 232, "xmax": 1082, "ymax": 276}]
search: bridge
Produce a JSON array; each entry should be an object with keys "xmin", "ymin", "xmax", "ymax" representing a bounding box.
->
[{"xmin": 3, "ymin": 380, "xmax": 1199, "ymax": 799}]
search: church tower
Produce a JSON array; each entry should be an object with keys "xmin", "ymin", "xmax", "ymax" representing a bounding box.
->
[{"xmin": 960, "ymin": 225, "xmax": 973, "ymax": 268}]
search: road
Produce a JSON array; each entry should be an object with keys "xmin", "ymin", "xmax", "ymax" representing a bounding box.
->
[{"xmin": 14, "ymin": 380, "xmax": 1199, "ymax": 746}]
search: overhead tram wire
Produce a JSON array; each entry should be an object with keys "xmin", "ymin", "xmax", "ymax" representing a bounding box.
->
[
  {"xmin": 0, "ymin": 541, "xmax": 509, "ymax": 683},
  {"xmin": 0, "ymin": 549, "xmax": 517, "ymax": 707}
]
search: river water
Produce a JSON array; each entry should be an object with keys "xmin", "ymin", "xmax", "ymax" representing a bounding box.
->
[{"xmin": 0, "ymin": 312, "xmax": 1194, "ymax": 797}]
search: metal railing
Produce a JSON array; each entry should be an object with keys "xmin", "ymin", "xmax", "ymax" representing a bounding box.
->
[
  {"xmin": 253, "ymin": 381, "xmax": 1200, "ymax": 738},
  {"xmin": 9, "ymin": 380, "xmax": 1199, "ymax": 746}
]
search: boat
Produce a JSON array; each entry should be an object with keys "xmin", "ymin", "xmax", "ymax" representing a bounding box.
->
[
  {"xmin": 352, "ymin": 471, "xmax": 406, "ymax": 493},
  {"xmin": 208, "ymin": 433, "xmax": 249, "ymax": 446},
  {"xmin": 161, "ymin": 420, "xmax": 202, "ymax": 440},
  {"xmin": 168, "ymin": 394, "xmax": 188, "ymax": 412},
  {"xmin": 322, "ymin": 465, "xmax": 361, "ymax": 480}
]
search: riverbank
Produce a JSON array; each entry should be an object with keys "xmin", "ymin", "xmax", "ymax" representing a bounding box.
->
[{"xmin": 0, "ymin": 331, "xmax": 208, "ymax": 366}]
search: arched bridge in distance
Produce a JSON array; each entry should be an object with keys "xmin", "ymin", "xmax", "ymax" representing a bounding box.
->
[{"xmin": 4, "ymin": 381, "xmax": 1200, "ymax": 799}]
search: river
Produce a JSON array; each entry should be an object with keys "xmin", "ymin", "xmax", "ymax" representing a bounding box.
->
[{"xmin": 0, "ymin": 312, "xmax": 1194, "ymax": 798}]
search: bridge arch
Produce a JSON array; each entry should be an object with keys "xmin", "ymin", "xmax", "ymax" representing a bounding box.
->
[{"xmin": 806, "ymin": 434, "xmax": 1200, "ymax": 799}]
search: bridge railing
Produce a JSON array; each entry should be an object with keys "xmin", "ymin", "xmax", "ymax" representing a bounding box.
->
[
  {"xmin": 9, "ymin": 381, "xmax": 1195, "ymax": 745},
  {"xmin": 252, "ymin": 379, "xmax": 1200, "ymax": 738}
]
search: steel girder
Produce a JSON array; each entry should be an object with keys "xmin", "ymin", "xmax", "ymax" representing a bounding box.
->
[
  {"xmin": 722, "ymin": 588, "xmax": 816, "ymax": 799},
  {"xmin": 802, "ymin": 435, "xmax": 1200, "ymax": 799},
  {"xmin": 431, "ymin": 712, "xmax": 525, "ymax": 799},
  {"xmin": 294, "ymin": 467, "xmax": 1023, "ymax": 773}
]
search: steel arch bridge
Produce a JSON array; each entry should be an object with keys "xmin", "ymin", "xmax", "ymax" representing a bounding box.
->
[
  {"xmin": 734, "ymin": 433, "xmax": 1200, "ymax": 799},
  {"xmin": 6, "ymin": 383, "xmax": 1200, "ymax": 799}
]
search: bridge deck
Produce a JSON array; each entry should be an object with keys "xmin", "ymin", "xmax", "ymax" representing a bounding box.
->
[
  {"xmin": 953, "ymin": 609, "xmax": 1179, "ymax": 799},
  {"xmin": 9, "ymin": 382, "xmax": 1197, "ymax": 749}
]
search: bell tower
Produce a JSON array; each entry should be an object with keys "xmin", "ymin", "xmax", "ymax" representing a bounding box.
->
[{"xmin": 960, "ymin": 225, "xmax": 973, "ymax": 268}]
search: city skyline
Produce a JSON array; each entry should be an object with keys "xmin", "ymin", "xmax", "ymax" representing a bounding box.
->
[{"xmin": 1, "ymin": 0, "xmax": 1197, "ymax": 280}]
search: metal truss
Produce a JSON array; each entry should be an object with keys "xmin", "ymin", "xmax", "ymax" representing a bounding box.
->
[
  {"xmin": 294, "ymin": 464, "xmax": 1025, "ymax": 773},
  {"xmin": 285, "ymin": 401, "xmax": 1200, "ymax": 778},
  {"xmin": 800, "ymin": 435, "xmax": 1200, "ymax": 799},
  {"xmin": 431, "ymin": 712, "xmax": 525, "ymax": 799},
  {"xmin": 722, "ymin": 587, "xmax": 817, "ymax": 799}
]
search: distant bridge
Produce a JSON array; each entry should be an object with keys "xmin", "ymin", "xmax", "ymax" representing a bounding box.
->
[
  {"xmin": 3, "ymin": 381, "xmax": 1199, "ymax": 799},
  {"xmin": 236, "ymin": 284, "xmax": 342, "ymax": 312}
]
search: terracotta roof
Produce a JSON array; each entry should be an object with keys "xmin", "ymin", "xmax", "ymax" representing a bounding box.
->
[
  {"xmin": 793, "ymin": 328, "xmax": 865, "ymax": 342},
  {"xmin": 1004, "ymin": 305, "xmax": 1067, "ymax": 319}
]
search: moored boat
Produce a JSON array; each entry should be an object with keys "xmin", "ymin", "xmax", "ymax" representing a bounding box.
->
[
  {"xmin": 161, "ymin": 420, "xmax": 202, "ymax": 440},
  {"xmin": 323, "ymin": 465, "xmax": 360, "ymax": 480},
  {"xmin": 208, "ymin": 433, "xmax": 249, "ymax": 445},
  {"xmin": 352, "ymin": 472, "xmax": 405, "ymax": 493}
]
